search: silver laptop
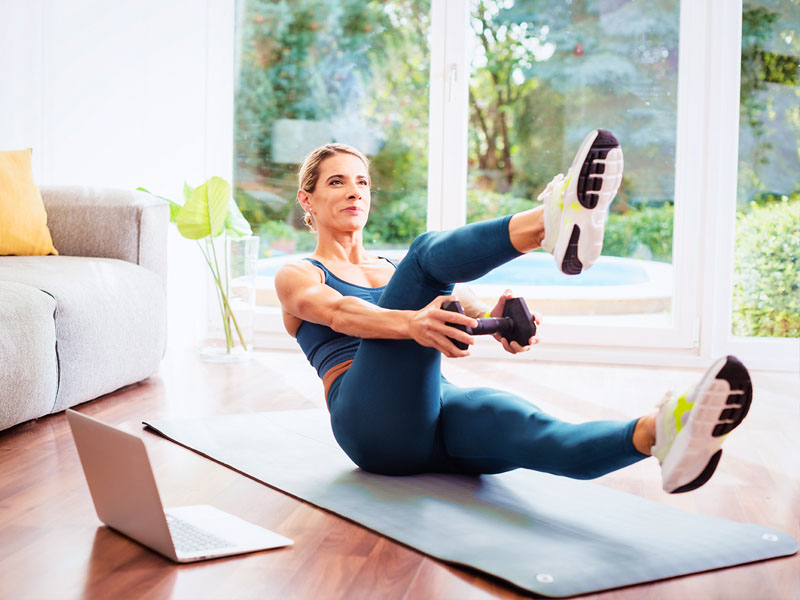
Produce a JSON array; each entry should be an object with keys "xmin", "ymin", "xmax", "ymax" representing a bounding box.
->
[{"xmin": 66, "ymin": 409, "xmax": 293, "ymax": 563}]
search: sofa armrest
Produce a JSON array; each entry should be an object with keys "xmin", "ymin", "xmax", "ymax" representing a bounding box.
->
[{"xmin": 40, "ymin": 186, "xmax": 168, "ymax": 281}]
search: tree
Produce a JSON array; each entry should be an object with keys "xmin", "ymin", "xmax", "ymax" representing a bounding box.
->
[
  {"xmin": 739, "ymin": 0, "xmax": 800, "ymax": 208},
  {"xmin": 467, "ymin": 0, "xmax": 681, "ymax": 207},
  {"xmin": 235, "ymin": 0, "xmax": 431, "ymax": 245}
]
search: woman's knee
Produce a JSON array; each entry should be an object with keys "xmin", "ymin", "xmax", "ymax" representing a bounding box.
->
[{"xmin": 406, "ymin": 230, "xmax": 440, "ymax": 262}]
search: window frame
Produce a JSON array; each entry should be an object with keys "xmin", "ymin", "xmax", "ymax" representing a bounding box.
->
[
  {"xmin": 426, "ymin": 0, "xmax": 798, "ymax": 371},
  {"xmin": 702, "ymin": 0, "xmax": 800, "ymax": 372},
  {"xmin": 432, "ymin": 0, "xmax": 701, "ymax": 353},
  {"xmin": 227, "ymin": 0, "xmax": 799, "ymax": 371}
]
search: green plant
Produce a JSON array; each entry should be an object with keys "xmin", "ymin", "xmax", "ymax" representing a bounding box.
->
[
  {"xmin": 466, "ymin": 190, "xmax": 532, "ymax": 224},
  {"xmin": 364, "ymin": 191, "xmax": 427, "ymax": 246},
  {"xmin": 603, "ymin": 203, "xmax": 674, "ymax": 262},
  {"xmin": 732, "ymin": 197, "xmax": 800, "ymax": 338},
  {"xmin": 261, "ymin": 219, "xmax": 297, "ymax": 238},
  {"xmin": 138, "ymin": 178, "xmax": 254, "ymax": 353}
]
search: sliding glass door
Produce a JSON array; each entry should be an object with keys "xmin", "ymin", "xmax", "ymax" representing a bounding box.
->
[
  {"xmin": 231, "ymin": 0, "xmax": 798, "ymax": 368},
  {"xmin": 464, "ymin": 0, "xmax": 680, "ymax": 336},
  {"xmin": 234, "ymin": 0, "xmax": 432, "ymax": 260},
  {"xmin": 733, "ymin": 0, "xmax": 799, "ymax": 340}
]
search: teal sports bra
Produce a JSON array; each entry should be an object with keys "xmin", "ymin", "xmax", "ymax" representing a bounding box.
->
[{"xmin": 294, "ymin": 257, "xmax": 395, "ymax": 379}]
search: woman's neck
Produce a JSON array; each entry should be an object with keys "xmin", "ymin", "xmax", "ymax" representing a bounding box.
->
[{"xmin": 313, "ymin": 229, "xmax": 369, "ymax": 264}]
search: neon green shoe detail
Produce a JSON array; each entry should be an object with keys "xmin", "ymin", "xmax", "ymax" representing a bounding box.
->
[
  {"xmin": 673, "ymin": 391, "xmax": 693, "ymax": 434},
  {"xmin": 652, "ymin": 389, "xmax": 695, "ymax": 464},
  {"xmin": 561, "ymin": 173, "xmax": 571, "ymax": 196},
  {"xmin": 653, "ymin": 356, "xmax": 753, "ymax": 494},
  {"xmin": 539, "ymin": 173, "xmax": 566, "ymax": 253}
]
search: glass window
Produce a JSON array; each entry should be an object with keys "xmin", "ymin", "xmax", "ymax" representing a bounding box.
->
[
  {"xmin": 466, "ymin": 0, "xmax": 680, "ymax": 325},
  {"xmin": 733, "ymin": 0, "xmax": 800, "ymax": 339},
  {"xmin": 234, "ymin": 0, "xmax": 432, "ymax": 277}
]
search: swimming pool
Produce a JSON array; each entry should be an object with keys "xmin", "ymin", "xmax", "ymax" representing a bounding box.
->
[
  {"xmin": 472, "ymin": 252, "xmax": 649, "ymax": 286},
  {"xmin": 256, "ymin": 251, "xmax": 673, "ymax": 316},
  {"xmin": 258, "ymin": 252, "xmax": 652, "ymax": 287}
]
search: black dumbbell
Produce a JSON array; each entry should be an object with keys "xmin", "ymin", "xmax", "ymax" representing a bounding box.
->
[{"xmin": 441, "ymin": 297, "xmax": 536, "ymax": 350}]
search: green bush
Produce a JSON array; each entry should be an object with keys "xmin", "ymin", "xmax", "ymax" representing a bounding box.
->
[
  {"xmin": 364, "ymin": 192, "xmax": 427, "ymax": 247},
  {"xmin": 603, "ymin": 203, "xmax": 674, "ymax": 262},
  {"xmin": 732, "ymin": 198, "xmax": 800, "ymax": 338},
  {"xmin": 466, "ymin": 190, "xmax": 533, "ymax": 223},
  {"xmin": 466, "ymin": 191, "xmax": 676, "ymax": 262}
]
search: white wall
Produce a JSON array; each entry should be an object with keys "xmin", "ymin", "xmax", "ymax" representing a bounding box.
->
[{"xmin": 0, "ymin": 0, "xmax": 234, "ymax": 353}]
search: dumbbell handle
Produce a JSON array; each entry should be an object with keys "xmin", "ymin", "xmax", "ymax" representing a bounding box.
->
[
  {"xmin": 471, "ymin": 317, "xmax": 513, "ymax": 338},
  {"xmin": 441, "ymin": 299, "xmax": 535, "ymax": 350}
]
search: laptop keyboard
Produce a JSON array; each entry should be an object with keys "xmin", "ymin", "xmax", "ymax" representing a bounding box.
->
[{"xmin": 166, "ymin": 514, "xmax": 236, "ymax": 553}]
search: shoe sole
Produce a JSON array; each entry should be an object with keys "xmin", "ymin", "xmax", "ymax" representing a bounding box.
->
[
  {"xmin": 662, "ymin": 356, "xmax": 753, "ymax": 494},
  {"xmin": 556, "ymin": 129, "xmax": 624, "ymax": 275}
]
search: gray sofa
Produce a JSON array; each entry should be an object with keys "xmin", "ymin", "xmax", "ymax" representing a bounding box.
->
[{"xmin": 0, "ymin": 186, "xmax": 168, "ymax": 431}]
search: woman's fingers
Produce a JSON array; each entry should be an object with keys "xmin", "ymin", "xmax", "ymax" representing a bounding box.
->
[
  {"xmin": 409, "ymin": 295, "xmax": 477, "ymax": 357},
  {"xmin": 503, "ymin": 338, "xmax": 530, "ymax": 354},
  {"xmin": 429, "ymin": 325, "xmax": 472, "ymax": 358},
  {"xmin": 432, "ymin": 319, "xmax": 474, "ymax": 348},
  {"xmin": 434, "ymin": 307, "xmax": 477, "ymax": 329},
  {"xmin": 421, "ymin": 294, "xmax": 540, "ymax": 357},
  {"xmin": 490, "ymin": 289, "xmax": 514, "ymax": 318}
]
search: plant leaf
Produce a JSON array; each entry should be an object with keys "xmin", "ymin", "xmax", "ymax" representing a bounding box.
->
[
  {"xmin": 183, "ymin": 181, "xmax": 193, "ymax": 201},
  {"xmin": 176, "ymin": 177, "xmax": 230, "ymax": 239},
  {"xmin": 137, "ymin": 186, "xmax": 183, "ymax": 224},
  {"xmin": 225, "ymin": 197, "xmax": 253, "ymax": 237},
  {"xmin": 206, "ymin": 177, "xmax": 231, "ymax": 236}
]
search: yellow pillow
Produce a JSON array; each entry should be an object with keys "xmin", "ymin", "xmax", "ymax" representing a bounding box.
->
[{"xmin": 0, "ymin": 149, "xmax": 58, "ymax": 256}]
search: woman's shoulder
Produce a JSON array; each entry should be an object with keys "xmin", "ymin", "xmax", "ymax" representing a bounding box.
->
[{"xmin": 275, "ymin": 257, "xmax": 325, "ymax": 287}]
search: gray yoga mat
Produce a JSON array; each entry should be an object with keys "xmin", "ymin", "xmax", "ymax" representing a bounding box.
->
[{"xmin": 143, "ymin": 410, "xmax": 797, "ymax": 598}]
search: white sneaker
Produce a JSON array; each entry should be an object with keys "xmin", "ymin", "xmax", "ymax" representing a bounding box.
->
[
  {"xmin": 539, "ymin": 129, "xmax": 624, "ymax": 275},
  {"xmin": 653, "ymin": 356, "xmax": 753, "ymax": 494}
]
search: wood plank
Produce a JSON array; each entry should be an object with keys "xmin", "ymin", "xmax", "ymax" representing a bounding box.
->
[{"xmin": 0, "ymin": 347, "xmax": 797, "ymax": 599}]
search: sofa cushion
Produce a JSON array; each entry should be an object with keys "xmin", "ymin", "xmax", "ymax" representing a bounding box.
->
[
  {"xmin": 0, "ymin": 281, "xmax": 59, "ymax": 430},
  {"xmin": 0, "ymin": 149, "xmax": 58, "ymax": 256},
  {"xmin": 40, "ymin": 187, "xmax": 168, "ymax": 282},
  {"xmin": 0, "ymin": 256, "xmax": 166, "ymax": 412}
]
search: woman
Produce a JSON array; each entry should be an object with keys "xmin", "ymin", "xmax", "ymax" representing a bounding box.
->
[{"xmin": 275, "ymin": 132, "xmax": 752, "ymax": 493}]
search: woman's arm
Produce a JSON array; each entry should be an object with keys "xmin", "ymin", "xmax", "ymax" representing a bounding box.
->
[{"xmin": 275, "ymin": 262, "xmax": 479, "ymax": 357}]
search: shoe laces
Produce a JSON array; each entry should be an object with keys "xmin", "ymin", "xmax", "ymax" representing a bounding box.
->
[
  {"xmin": 656, "ymin": 389, "xmax": 676, "ymax": 410},
  {"xmin": 537, "ymin": 173, "xmax": 565, "ymax": 203}
]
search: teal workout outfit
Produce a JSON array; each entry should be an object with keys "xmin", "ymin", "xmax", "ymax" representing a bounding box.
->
[{"xmin": 295, "ymin": 216, "xmax": 646, "ymax": 476}]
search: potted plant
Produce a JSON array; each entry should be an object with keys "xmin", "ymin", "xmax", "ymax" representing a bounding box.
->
[{"xmin": 139, "ymin": 177, "xmax": 259, "ymax": 361}]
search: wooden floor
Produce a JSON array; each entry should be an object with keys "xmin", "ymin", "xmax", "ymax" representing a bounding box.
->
[{"xmin": 1, "ymin": 346, "xmax": 798, "ymax": 600}]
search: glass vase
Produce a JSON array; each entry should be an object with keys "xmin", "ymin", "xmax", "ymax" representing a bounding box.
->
[{"xmin": 200, "ymin": 235, "xmax": 259, "ymax": 363}]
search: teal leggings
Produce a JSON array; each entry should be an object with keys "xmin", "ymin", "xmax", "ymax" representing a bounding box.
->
[{"xmin": 328, "ymin": 216, "xmax": 646, "ymax": 476}]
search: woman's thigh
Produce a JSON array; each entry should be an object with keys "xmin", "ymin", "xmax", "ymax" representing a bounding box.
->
[
  {"xmin": 329, "ymin": 338, "xmax": 445, "ymax": 474},
  {"xmin": 329, "ymin": 218, "xmax": 522, "ymax": 474}
]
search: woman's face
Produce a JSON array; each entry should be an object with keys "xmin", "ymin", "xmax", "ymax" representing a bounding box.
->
[{"xmin": 301, "ymin": 153, "xmax": 371, "ymax": 233}]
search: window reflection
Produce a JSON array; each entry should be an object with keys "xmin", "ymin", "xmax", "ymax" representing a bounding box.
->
[
  {"xmin": 234, "ymin": 0, "xmax": 431, "ymax": 255},
  {"xmin": 467, "ymin": 0, "xmax": 680, "ymax": 321},
  {"xmin": 733, "ymin": 0, "xmax": 800, "ymax": 339}
]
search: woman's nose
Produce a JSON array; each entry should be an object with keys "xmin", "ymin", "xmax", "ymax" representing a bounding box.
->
[{"xmin": 345, "ymin": 182, "xmax": 361, "ymax": 199}]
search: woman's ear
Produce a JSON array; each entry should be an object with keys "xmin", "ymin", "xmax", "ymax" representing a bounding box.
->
[{"xmin": 297, "ymin": 189, "xmax": 313, "ymax": 213}]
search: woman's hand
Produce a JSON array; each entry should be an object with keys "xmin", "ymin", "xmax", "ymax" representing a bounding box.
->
[
  {"xmin": 408, "ymin": 295, "xmax": 478, "ymax": 358},
  {"xmin": 490, "ymin": 290, "xmax": 542, "ymax": 354}
]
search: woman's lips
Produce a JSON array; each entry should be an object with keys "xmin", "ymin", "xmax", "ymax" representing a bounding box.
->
[{"xmin": 342, "ymin": 207, "xmax": 363, "ymax": 214}]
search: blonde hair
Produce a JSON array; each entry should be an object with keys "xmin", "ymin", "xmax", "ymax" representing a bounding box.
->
[{"xmin": 298, "ymin": 143, "xmax": 370, "ymax": 232}]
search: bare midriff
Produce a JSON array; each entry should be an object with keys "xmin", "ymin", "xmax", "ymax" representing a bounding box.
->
[{"xmin": 322, "ymin": 359, "xmax": 354, "ymax": 409}]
